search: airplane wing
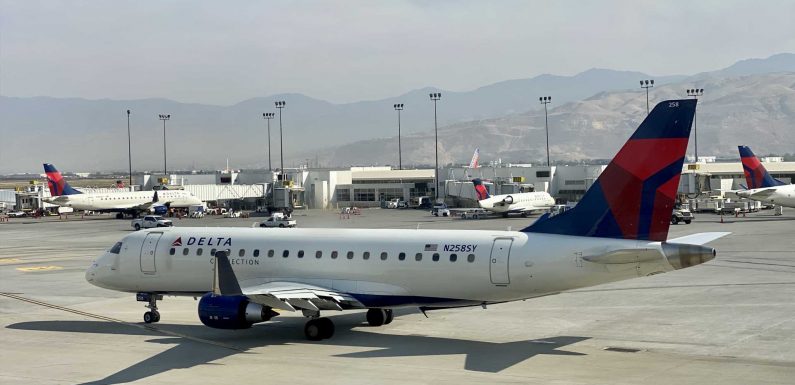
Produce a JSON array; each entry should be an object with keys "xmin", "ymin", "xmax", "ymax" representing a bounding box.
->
[
  {"xmin": 242, "ymin": 281, "xmax": 363, "ymax": 312},
  {"xmin": 667, "ymin": 232, "xmax": 731, "ymax": 245},
  {"xmin": 212, "ymin": 250, "xmax": 363, "ymax": 312}
]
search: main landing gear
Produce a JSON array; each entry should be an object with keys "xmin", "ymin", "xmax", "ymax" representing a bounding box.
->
[
  {"xmin": 302, "ymin": 308, "xmax": 394, "ymax": 341},
  {"xmin": 137, "ymin": 293, "xmax": 162, "ymax": 324},
  {"xmin": 366, "ymin": 308, "xmax": 394, "ymax": 327},
  {"xmin": 303, "ymin": 310, "xmax": 335, "ymax": 341}
]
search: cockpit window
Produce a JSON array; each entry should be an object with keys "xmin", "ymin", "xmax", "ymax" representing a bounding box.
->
[{"xmin": 109, "ymin": 242, "xmax": 123, "ymax": 254}]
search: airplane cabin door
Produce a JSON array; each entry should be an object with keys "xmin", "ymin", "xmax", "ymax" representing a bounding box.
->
[
  {"xmin": 489, "ymin": 238, "xmax": 512, "ymax": 285},
  {"xmin": 140, "ymin": 233, "xmax": 162, "ymax": 274}
]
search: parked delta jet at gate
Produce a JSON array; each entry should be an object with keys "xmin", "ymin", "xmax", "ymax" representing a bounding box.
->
[
  {"xmin": 43, "ymin": 163, "xmax": 202, "ymax": 218},
  {"xmin": 735, "ymin": 146, "xmax": 795, "ymax": 208},
  {"xmin": 472, "ymin": 178, "xmax": 556, "ymax": 217},
  {"xmin": 86, "ymin": 99, "xmax": 728, "ymax": 341}
]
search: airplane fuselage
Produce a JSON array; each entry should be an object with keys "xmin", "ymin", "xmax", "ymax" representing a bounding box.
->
[
  {"xmin": 46, "ymin": 190, "xmax": 201, "ymax": 212},
  {"xmin": 87, "ymin": 227, "xmax": 677, "ymax": 308},
  {"xmin": 477, "ymin": 192, "xmax": 556, "ymax": 214},
  {"xmin": 736, "ymin": 184, "xmax": 795, "ymax": 208}
]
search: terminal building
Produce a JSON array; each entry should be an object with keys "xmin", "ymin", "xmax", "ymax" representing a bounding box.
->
[{"xmin": 3, "ymin": 158, "xmax": 795, "ymax": 214}]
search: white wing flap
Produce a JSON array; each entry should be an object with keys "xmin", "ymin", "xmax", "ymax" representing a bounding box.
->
[{"xmin": 241, "ymin": 281, "xmax": 361, "ymax": 312}]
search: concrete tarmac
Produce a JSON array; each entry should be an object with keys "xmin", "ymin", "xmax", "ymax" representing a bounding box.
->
[{"xmin": 1, "ymin": 208, "xmax": 794, "ymax": 384}]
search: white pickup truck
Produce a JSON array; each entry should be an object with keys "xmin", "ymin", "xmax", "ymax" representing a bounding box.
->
[
  {"xmin": 132, "ymin": 215, "xmax": 173, "ymax": 231},
  {"xmin": 259, "ymin": 214, "xmax": 297, "ymax": 228}
]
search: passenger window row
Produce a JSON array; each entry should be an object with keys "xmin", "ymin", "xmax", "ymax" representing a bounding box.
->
[{"xmin": 168, "ymin": 247, "xmax": 476, "ymax": 262}]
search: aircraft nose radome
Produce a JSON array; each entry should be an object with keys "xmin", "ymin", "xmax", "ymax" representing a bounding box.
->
[{"xmin": 85, "ymin": 263, "xmax": 97, "ymax": 284}]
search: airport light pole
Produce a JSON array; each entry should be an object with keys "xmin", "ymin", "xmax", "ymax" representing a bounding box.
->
[
  {"xmin": 158, "ymin": 114, "xmax": 170, "ymax": 180},
  {"xmin": 262, "ymin": 112, "xmax": 275, "ymax": 171},
  {"xmin": 394, "ymin": 103, "xmax": 404, "ymax": 170},
  {"xmin": 687, "ymin": 88, "xmax": 704, "ymax": 163},
  {"xmin": 640, "ymin": 79, "xmax": 654, "ymax": 114},
  {"xmin": 126, "ymin": 109, "xmax": 133, "ymax": 190},
  {"xmin": 275, "ymin": 101, "xmax": 286, "ymax": 177},
  {"xmin": 429, "ymin": 93, "xmax": 441, "ymax": 200},
  {"xmin": 539, "ymin": 96, "xmax": 552, "ymax": 167}
]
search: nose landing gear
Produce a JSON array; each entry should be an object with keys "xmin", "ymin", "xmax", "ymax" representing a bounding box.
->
[{"xmin": 136, "ymin": 292, "xmax": 163, "ymax": 324}]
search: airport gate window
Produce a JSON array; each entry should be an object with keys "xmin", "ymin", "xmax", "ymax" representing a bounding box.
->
[
  {"xmin": 363, "ymin": 252, "xmax": 370, "ymax": 260},
  {"xmin": 109, "ymin": 242, "xmax": 122, "ymax": 254},
  {"xmin": 467, "ymin": 254, "xmax": 475, "ymax": 263},
  {"xmin": 432, "ymin": 253, "xmax": 440, "ymax": 262},
  {"xmin": 316, "ymin": 251, "xmax": 322, "ymax": 259},
  {"xmin": 268, "ymin": 250, "xmax": 274, "ymax": 258},
  {"xmin": 211, "ymin": 249, "xmax": 217, "ymax": 256},
  {"xmin": 415, "ymin": 253, "xmax": 423, "ymax": 261},
  {"xmin": 536, "ymin": 171, "xmax": 550, "ymax": 178},
  {"xmin": 347, "ymin": 251, "xmax": 354, "ymax": 259},
  {"xmin": 183, "ymin": 248, "xmax": 189, "ymax": 256},
  {"xmin": 380, "ymin": 188, "xmax": 403, "ymax": 200},
  {"xmin": 253, "ymin": 249, "xmax": 260, "ymax": 257},
  {"xmin": 283, "ymin": 250, "xmax": 289, "ymax": 258},
  {"xmin": 398, "ymin": 252, "xmax": 406, "ymax": 261},
  {"xmin": 336, "ymin": 188, "xmax": 351, "ymax": 202},
  {"xmin": 239, "ymin": 249, "xmax": 245, "ymax": 257},
  {"xmin": 353, "ymin": 188, "xmax": 376, "ymax": 201},
  {"xmin": 298, "ymin": 250, "xmax": 304, "ymax": 258},
  {"xmin": 381, "ymin": 252, "xmax": 388, "ymax": 260},
  {"xmin": 197, "ymin": 248, "xmax": 203, "ymax": 256},
  {"xmin": 450, "ymin": 253, "xmax": 457, "ymax": 262},
  {"xmin": 169, "ymin": 248, "xmax": 176, "ymax": 255}
]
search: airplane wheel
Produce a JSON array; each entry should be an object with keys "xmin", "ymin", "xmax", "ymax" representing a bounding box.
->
[
  {"xmin": 384, "ymin": 309, "xmax": 394, "ymax": 325},
  {"xmin": 305, "ymin": 318, "xmax": 333, "ymax": 341},
  {"xmin": 134, "ymin": 224, "xmax": 141, "ymax": 231},
  {"xmin": 144, "ymin": 311, "xmax": 160, "ymax": 324},
  {"xmin": 366, "ymin": 308, "xmax": 386, "ymax": 326},
  {"xmin": 317, "ymin": 317, "xmax": 335, "ymax": 339}
]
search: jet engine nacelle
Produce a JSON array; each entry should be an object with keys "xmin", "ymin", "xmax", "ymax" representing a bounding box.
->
[
  {"xmin": 502, "ymin": 195, "xmax": 514, "ymax": 205},
  {"xmin": 197, "ymin": 293, "xmax": 277, "ymax": 329},
  {"xmin": 151, "ymin": 205, "xmax": 168, "ymax": 215},
  {"xmin": 661, "ymin": 243, "xmax": 716, "ymax": 270}
]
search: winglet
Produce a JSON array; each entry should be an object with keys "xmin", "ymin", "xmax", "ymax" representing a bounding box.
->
[{"xmin": 213, "ymin": 250, "xmax": 243, "ymax": 296}]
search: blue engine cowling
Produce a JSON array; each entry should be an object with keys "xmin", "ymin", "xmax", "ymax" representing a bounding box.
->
[
  {"xmin": 152, "ymin": 205, "xmax": 168, "ymax": 215},
  {"xmin": 198, "ymin": 293, "xmax": 277, "ymax": 329}
]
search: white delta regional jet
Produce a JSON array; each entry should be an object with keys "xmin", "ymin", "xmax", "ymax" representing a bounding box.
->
[
  {"xmin": 735, "ymin": 146, "xmax": 795, "ymax": 208},
  {"xmin": 472, "ymin": 178, "xmax": 556, "ymax": 217},
  {"xmin": 86, "ymin": 99, "xmax": 729, "ymax": 341},
  {"xmin": 43, "ymin": 163, "xmax": 202, "ymax": 218}
]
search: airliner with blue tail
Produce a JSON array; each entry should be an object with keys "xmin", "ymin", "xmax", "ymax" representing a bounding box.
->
[
  {"xmin": 85, "ymin": 99, "xmax": 728, "ymax": 341},
  {"xmin": 735, "ymin": 146, "xmax": 795, "ymax": 208},
  {"xmin": 43, "ymin": 163, "xmax": 202, "ymax": 218}
]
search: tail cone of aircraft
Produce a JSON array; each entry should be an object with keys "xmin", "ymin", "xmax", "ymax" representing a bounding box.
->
[{"xmin": 661, "ymin": 243, "xmax": 716, "ymax": 269}]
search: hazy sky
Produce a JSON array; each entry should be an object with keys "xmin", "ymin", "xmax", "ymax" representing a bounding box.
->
[{"xmin": 1, "ymin": 0, "xmax": 793, "ymax": 105}]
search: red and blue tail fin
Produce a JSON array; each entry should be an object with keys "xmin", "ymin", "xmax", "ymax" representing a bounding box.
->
[
  {"xmin": 472, "ymin": 178, "xmax": 490, "ymax": 200},
  {"xmin": 738, "ymin": 146, "xmax": 785, "ymax": 189},
  {"xmin": 523, "ymin": 100, "xmax": 696, "ymax": 241},
  {"xmin": 43, "ymin": 163, "xmax": 82, "ymax": 196}
]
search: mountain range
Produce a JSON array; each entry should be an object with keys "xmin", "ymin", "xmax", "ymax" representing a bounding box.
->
[{"xmin": 1, "ymin": 53, "xmax": 793, "ymax": 173}]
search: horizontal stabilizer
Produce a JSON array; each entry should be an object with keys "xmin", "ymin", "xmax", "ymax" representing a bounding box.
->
[{"xmin": 667, "ymin": 232, "xmax": 731, "ymax": 246}]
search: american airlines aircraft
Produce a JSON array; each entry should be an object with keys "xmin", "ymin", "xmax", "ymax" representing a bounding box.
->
[
  {"xmin": 43, "ymin": 163, "xmax": 203, "ymax": 218},
  {"xmin": 86, "ymin": 99, "xmax": 727, "ymax": 341},
  {"xmin": 472, "ymin": 178, "xmax": 556, "ymax": 217},
  {"xmin": 735, "ymin": 146, "xmax": 795, "ymax": 208}
]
